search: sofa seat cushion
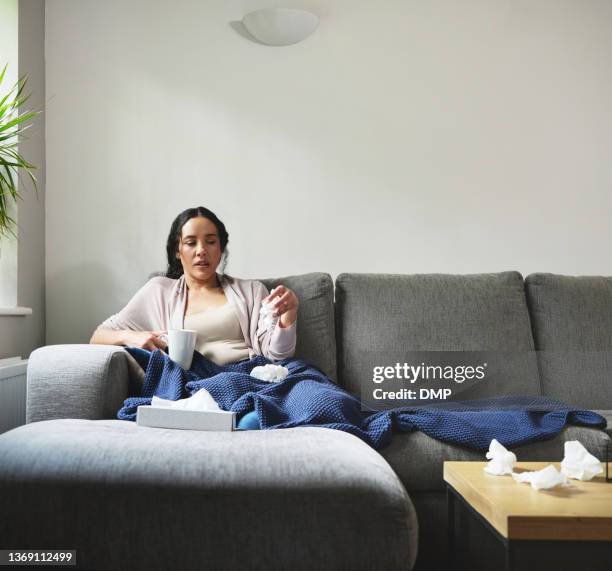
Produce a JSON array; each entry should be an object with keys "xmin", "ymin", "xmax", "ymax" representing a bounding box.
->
[
  {"xmin": 380, "ymin": 426, "xmax": 610, "ymax": 492},
  {"xmin": 0, "ymin": 419, "xmax": 417, "ymax": 571}
]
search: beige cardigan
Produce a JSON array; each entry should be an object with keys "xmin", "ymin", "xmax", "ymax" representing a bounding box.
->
[{"xmin": 98, "ymin": 274, "xmax": 297, "ymax": 361}]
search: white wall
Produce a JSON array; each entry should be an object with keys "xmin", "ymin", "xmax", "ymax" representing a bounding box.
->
[{"xmin": 45, "ymin": 0, "xmax": 612, "ymax": 345}]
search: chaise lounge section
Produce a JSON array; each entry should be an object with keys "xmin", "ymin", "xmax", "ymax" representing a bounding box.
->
[{"xmin": 0, "ymin": 419, "xmax": 416, "ymax": 571}]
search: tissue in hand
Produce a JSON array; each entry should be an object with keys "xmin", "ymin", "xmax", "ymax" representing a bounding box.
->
[
  {"xmin": 151, "ymin": 388, "xmax": 222, "ymax": 412},
  {"xmin": 261, "ymin": 291, "xmax": 280, "ymax": 331},
  {"xmin": 512, "ymin": 465, "xmax": 569, "ymax": 490},
  {"xmin": 484, "ymin": 439, "xmax": 517, "ymax": 475},
  {"xmin": 250, "ymin": 364, "xmax": 289, "ymax": 383},
  {"xmin": 560, "ymin": 440, "xmax": 603, "ymax": 481}
]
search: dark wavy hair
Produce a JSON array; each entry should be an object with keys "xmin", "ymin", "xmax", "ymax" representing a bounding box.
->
[{"xmin": 165, "ymin": 207, "xmax": 229, "ymax": 279}]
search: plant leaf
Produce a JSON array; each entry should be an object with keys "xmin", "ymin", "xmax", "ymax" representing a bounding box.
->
[
  {"xmin": 0, "ymin": 64, "xmax": 41, "ymax": 237},
  {"xmin": 0, "ymin": 111, "xmax": 37, "ymax": 133}
]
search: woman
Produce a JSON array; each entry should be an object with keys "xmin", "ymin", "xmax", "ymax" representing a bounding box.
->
[{"xmin": 90, "ymin": 206, "xmax": 299, "ymax": 365}]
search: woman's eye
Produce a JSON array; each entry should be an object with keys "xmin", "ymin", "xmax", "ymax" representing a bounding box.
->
[{"xmin": 206, "ymin": 241, "xmax": 216, "ymax": 245}]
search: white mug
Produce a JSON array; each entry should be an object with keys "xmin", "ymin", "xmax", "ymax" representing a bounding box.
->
[{"xmin": 161, "ymin": 329, "xmax": 197, "ymax": 370}]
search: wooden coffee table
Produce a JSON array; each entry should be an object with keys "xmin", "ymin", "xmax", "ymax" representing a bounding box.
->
[{"xmin": 444, "ymin": 461, "xmax": 612, "ymax": 570}]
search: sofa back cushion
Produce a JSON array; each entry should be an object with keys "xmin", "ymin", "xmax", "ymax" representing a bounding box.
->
[
  {"xmin": 335, "ymin": 272, "xmax": 540, "ymax": 400},
  {"xmin": 260, "ymin": 273, "xmax": 336, "ymax": 380},
  {"xmin": 526, "ymin": 273, "xmax": 612, "ymax": 408}
]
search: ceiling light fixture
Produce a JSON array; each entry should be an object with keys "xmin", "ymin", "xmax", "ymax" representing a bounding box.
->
[{"xmin": 242, "ymin": 8, "xmax": 319, "ymax": 46}]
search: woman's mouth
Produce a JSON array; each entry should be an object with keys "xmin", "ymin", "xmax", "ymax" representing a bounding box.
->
[{"xmin": 194, "ymin": 261, "xmax": 210, "ymax": 268}]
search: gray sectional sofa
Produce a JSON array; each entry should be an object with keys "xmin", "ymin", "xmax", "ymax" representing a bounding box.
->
[{"xmin": 0, "ymin": 271, "xmax": 610, "ymax": 571}]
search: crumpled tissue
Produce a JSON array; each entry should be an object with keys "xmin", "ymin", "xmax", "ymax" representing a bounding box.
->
[
  {"xmin": 250, "ymin": 364, "xmax": 289, "ymax": 383},
  {"xmin": 484, "ymin": 439, "xmax": 517, "ymax": 475},
  {"xmin": 261, "ymin": 289, "xmax": 280, "ymax": 331},
  {"xmin": 560, "ymin": 440, "xmax": 603, "ymax": 481},
  {"xmin": 151, "ymin": 388, "xmax": 222, "ymax": 412},
  {"xmin": 512, "ymin": 465, "xmax": 569, "ymax": 490}
]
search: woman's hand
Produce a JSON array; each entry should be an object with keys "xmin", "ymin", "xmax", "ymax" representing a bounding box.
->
[
  {"xmin": 265, "ymin": 285, "xmax": 299, "ymax": 328},
  {"xmin": 124, "ymin": 330, "xmax": 168, "ymax": 351}
]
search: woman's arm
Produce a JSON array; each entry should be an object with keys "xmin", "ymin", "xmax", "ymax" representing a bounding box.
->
[
  {"xmin": 256, "ymin": 283, "xmax": 298, "ymax": 360},
  {"xmin": 90, "ymin": 277, "xmax": 169, "ymax": 350},
  {"xmin": 90, "ymin": 328, "xmax": 167, "ymax": 351},
  {"xmin": 266, "ymin": 285, "xmax": 298, "ymax": 329}
]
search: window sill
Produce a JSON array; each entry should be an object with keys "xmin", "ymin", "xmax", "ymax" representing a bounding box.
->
[{"xmin": 0, "ymin": 307, "xmax": 33, "ymax": 316}]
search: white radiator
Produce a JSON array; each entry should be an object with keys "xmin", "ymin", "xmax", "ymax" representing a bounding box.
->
[{"xmin": 0, "ymin": 357, "xmax": 28, "ymax": 434}]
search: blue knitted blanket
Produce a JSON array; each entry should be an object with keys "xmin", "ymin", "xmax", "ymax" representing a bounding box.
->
[{"xmin": 118, "ymin": 350, "xmax": 606, "ymax": 451}]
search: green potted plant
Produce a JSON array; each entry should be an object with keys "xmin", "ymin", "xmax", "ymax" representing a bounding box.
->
[{"xmin": 0, "ymin": 63, "xmax": 39, "ymax": 240}]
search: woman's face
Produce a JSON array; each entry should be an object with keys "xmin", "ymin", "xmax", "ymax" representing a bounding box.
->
[{"xmin": 176, "ymin": 216, "xmax": 223, "ymax": 282}]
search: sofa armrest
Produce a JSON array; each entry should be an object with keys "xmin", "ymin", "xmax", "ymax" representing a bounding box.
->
[{"xmin": 26, "ymin": 345, "xmax": 131, "ymax": 423}]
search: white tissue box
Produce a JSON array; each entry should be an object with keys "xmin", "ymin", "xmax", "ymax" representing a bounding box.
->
[{"xmin": 136, "ymin": 406, "xmax": 236, "ymax": 431}]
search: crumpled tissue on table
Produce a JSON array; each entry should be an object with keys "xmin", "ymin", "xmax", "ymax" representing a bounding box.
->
[
  {"xmin": 151, "ymin": 388, "xmax": 221, "ymax": 412},
  {"xmin": 560, "ymin": 440, "xmax": 603, "ymax": 481},
  {"xmin": 250, "ymin": 364, "xmax": 289, "ymax": 383},
  {"xmin": 484, "ymin": 438, "xmax": 517, "ymax": 475},
  {"xmin": 483, "ymin": 438, "xmax": 603, "ymax": 490},
  {"xmin": 512, "ymin": 465, "xmax": 569, "ymax": 490}
]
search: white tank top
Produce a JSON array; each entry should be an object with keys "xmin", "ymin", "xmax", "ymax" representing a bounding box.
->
[{"xmin": 183, "ymin": 302, "xmax": 250, "ymax": 366}]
